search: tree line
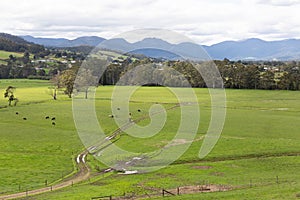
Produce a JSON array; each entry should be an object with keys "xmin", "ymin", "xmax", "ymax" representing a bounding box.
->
[
  {"xmin": 96, "ymin": 58, "xmax": 300, "ymax": 90},
  {"xmin": 51, "ymin": 58, "xmax": 300, "ymax": 100},
  {"xmin": 3, "ymin": 57, "xmax": 300, "ymax": 103},
  {"xmin": 0, "ymin": 50, "xmax": 85, "ymax": 79}
]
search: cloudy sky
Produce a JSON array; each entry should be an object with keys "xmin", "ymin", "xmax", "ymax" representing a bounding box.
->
[{"xmin": 1, "ymin": 0, "xmax": 300, "ymax": 45}]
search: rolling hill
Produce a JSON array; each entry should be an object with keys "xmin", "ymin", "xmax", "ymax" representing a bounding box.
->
[
  {"xmin": 205, "ymin": 38, "xmax": 300, "ymax": 60},
  {"xmin": 21, "ymin": 35, "xmax": 105, "ymax": 48},
  {"xmin": 0, "ymin": 33, "xmax": 44, "ymax": 53},
  {"xmin": 20, "ymin": 34, "xmax": 300, "ymax": 61}
]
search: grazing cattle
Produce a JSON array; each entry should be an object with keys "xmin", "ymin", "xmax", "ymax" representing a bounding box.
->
[
  {"xmin": 108, "ymin": 115, "xmax": 114, "ymax": 118},
  {"xmin": 137, "ymin": 109, "xmax": 141, "ymax": 112},
  {"xmin": 51, "ymin": 117, "xmax": 56, "ymax": 120},
  {"xmin": 23, "ymin": 117, "xmax": 27, "ymax": 120},
  {"xmin": 16, "ymin": 112, "xmax": 19, "ymax": 115},
  {"xmin": 52, "ymin": 122, "xmax": 56, "ymax": 126},
  {"xmin": 45, "ymin": 116, "xmax": 50, "ymax": 119},
  {"xmin": 129, "ymin": 112, "xmax": 132, "ymax": 116}
]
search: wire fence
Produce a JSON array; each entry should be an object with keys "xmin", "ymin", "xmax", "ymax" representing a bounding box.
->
[
  {"xmin": 0, "ymin": 173, "xmax": 298, "ymax": 199},
  {"xmin": 89, "ymin": 176, "xmax": 299, "ymax": 200}
]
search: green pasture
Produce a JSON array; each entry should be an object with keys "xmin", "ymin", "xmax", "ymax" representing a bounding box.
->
[
  {"xmin": 0, "ymin": 79, "xmax": 83, "ymax": 193},
  {"xmin": 26, "ymin": 156, "xmax": 300, "ymax": 200},
  {"xmin": 0, "ymin": 60, "xmax": 7, "ymax": 65},
  {"xmin": 0, "ymin": 79, "xmax": 299, "ymax": 199},
  {"xmin": 0, "ymin": 50, "xmax": 23, "ymax": 60}
]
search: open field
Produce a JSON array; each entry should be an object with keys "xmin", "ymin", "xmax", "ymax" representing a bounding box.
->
[
  {"xmin": 0, "ymin": 51, "xmax": 23, "ymax": 60},
  {"xmin": 0, "ymin": 79, "xmax": 299, "ymax": 199},
  {"xmin": 0, "ymin": 60, "xmax": 7, "ymax": 65},
  {"xmin": 0, "ymin": 79, "xmax": 84, "ymax": 194}
]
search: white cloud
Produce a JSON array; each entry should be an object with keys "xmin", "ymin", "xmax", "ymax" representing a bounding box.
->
[
  {"xmin": 257, "ymin": 0, "xmax": 300, "ymax": 6},
  {"xmin": 0, "ymin": 0, "xmax": 300, "ymax": 45}
]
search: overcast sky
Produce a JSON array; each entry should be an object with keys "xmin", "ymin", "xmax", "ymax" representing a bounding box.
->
[{"xmin": 1, "ymin": 0, "xmax": 300, "ymax": 45}]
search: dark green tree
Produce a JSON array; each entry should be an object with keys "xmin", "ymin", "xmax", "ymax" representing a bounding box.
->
[
  {"xmin": 22, "ymin": 51, "xmax": 30, "ymax": 64},
  {"xmin": 259, "ymin": 70, "xmax": 275, "ymax": 89}
]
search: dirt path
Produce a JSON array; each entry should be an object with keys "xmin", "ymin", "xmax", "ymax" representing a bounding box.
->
[{"xmin": 0, "ymin": 151, "xmax": 90, "ymax": 200}]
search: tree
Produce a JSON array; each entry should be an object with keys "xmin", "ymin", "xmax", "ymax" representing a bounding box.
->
[
  {"xmin": 22, "ymin": 51, "xmax": 30, "ymax": 64},
  {"xmin": 259, "ymin": 70, "xmax": 275, "ymax": 89},
  {"xmin": 9, "ymin": 54, "xmax": 16, "ymax": 62},
  {"xmin": 242, "ymin": 65, "xmax": 260, "ymax": 89},
  {"xmin": 20, "ymin": 64, "xmax": 36, "ymax": 78},
  {"xmin": 4, "ymin": 86, "xmax": 19, "ymax": 106},
  {"xmin": 278, "ymin": 72, "xmax": 292, "ymax": 90},
  {"xmin": 50, "ymin": 74, "xmax": 60, "ymax": 100},
  {"xmin": 74, "ymin": 68, "xmax": 97, "ymax": 99},
  {"xmin": 58, "ymin": 69, "xmax": 76, "ymax": 98},
  {"xmin": 0, "ymin": 65, "xmax": 10, "ymax": 78}
]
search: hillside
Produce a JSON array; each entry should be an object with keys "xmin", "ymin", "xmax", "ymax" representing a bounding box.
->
[
  {"xmin": 205, "ymin": 38, "xmax": 300, "ymax": 60},
  {"xmin": 0, "ymin": 33, "xmax": 44, "ymax": 53},
  {"xmin": 102, "ymin": 37, "xmax": 300, "ymax": 61},
  {"xmin": 21, "ymin": 35, "xmax": 105, "ymax": 48},
  {"xmin": 20, "ymin": 35, "xmax": 300, "ymax": 61}
]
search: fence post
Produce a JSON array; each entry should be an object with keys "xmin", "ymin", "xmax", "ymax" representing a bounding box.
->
[
  {"xmin": 276, "ymin": 176, "xmax": 279, "ymax": 185},
  {"xmin": 177, "ymin": 187, "xmax": 180, "ymax": 195},
  {"xmin": 250, "ymin": 179, "xmax": 252, "ymax": 188}
]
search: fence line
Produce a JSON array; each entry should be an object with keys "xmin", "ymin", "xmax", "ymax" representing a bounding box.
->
[{"xmin": 89, "ymin": 176, "xmax": 298, "ymax": 200}]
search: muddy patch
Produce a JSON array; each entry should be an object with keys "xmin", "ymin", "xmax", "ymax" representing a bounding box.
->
[{"xmin": 192, "ymin": 165, "xmax": 213, "ymax": 169}]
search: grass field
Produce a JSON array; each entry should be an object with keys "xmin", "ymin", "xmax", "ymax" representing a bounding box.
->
[
  {"xmin": 0, "ymin": 50, "xmax": 23, "ymax": 60},
  {"xmin": 0, "ymin": 79, "xmax": 84, "ymax": 193},
  {"xmin": 0, "ymin": 60, "xmax": 7, "ymax": 65},
  {"xmin": 0, "ymin": 79, "xmax": 299, "ymax": 199}
]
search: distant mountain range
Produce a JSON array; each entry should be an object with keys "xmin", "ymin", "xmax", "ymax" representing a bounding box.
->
[
  {"xmin": 204, "ymin": 38, "xmax": 300, "ymax": 61},
  {"xmin": 21, "ymin": 35, "xmax": 105, "ymax": 48},
  {"xmin": 20, "ymin": 35, "xmax": 300, "ymax": 61}
]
